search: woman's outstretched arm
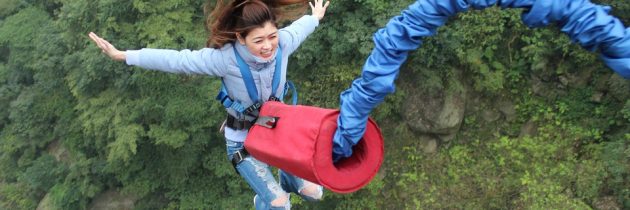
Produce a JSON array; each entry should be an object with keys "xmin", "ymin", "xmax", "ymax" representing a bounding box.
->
[
  {"xmin": 279, "ymin": 0, "xmax": 329, "ymax": 54},
  {"xmin": 89, "ymin": 32, "xmax": 126, "ymax": 61},
  {"xmin": 87, "ymin": 32, "xmax": 228, "ymax": 76}
]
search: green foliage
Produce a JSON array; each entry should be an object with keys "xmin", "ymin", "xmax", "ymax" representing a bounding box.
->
[
  {"xmin": 290, "ymin": 0, "xmax": 413, "ymax": 72},
  {"xmin": 381, "ymin": 106, "xmax": 612, "ymax": 209},
  {"xmin": 623, "ymin": 100, "xmax": 630, "ymax": 122},
  {"xmin": 595, "ymin": 0, "xmax": 630, "ymax": 21},
  {"xmin": 600, "ymin": 134, "xmax": 630, "ymax": 208},
  {"xmin": 20, "ymin": 155, "xmax": 67, "ymax": 192},
  {"xmin": 0, "ymin": 0, "xmax": 23, "ymax": 17},
  {"xmin": 0, "ymin": 182, "xmax": 39, "ymax": 210},
  {"xmin": 48, "ymin": 182, "xmax": 89, "ymax": 210},
  {"xmin": 297, "ymin": 64, "xmax": 359, "ymax": 108},
  {"xmin": 132, "ymin": 0, "xmax": 206, "ymax": 48}
]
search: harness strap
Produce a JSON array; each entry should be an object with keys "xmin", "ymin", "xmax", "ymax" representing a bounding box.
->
[
  {"xmin": 285, "ymin": 81, "xmax": 298, "ymax": 105},
  {"xmin": 226, "ymin": 115, "xmax": 255, "ymax": 130},
  {"xmin": 216, "ymin": 82, "xmax": 246, "ymax": 113},
  {"xmin": 216, "ymin": 45, "xmax": 291, "ymax": 118},
  {"xmin": 234, "ymin": 45, "xmax": 284, "ymax": 103},
  {"xmin": 231, "ymin": 148, "xmax": 249, "ymax": 174},
  {"xmin": 270, "ymin": 47, "xmax": 283, "ymax": 97},
  {"xmin": 234, "ymin": 47, "xmax": 262, "ymax": 103}
]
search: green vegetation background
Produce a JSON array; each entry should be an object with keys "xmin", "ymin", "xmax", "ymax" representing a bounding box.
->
[{"xmin": 0, "ymin": 0, "xmax": 628, "ymax": 209}]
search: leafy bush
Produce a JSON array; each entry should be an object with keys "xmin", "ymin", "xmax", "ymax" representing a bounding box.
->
[{"xmin": 0, "ymin": 0, "xmax": 628, "ymax": 209}]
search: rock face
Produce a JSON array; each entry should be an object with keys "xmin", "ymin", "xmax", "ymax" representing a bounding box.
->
[
  {"xmin": 497, "ymin": 100, "xmax": 516, "ymax": 122},
  {"xmin": 519, "ymin": 119, "xmax": 539, "ymax": 138},
  {"xmin": 40, "ymin": 142, "xmax": 136, "ymax": 210},
  {"xmin": 38, "ymin": 141, "xmax": 70, "ymax": 210},
  {"xmin": 36, "ymin": 193, "xmax": 53, "ymax": 210},
  {"xmin": 38, "ymin": 190, "xmax": 133, "ymax": 210},
  {"xmin": 592, "ymin": 196, "xmax": 621, "ymax": 210},
  {"xmin": 46, "ymin": 140, "xmax": 70, "ymax": 163},
  {"xmin": 402, "ymin": 85, "xmax": 467, "ymax": 135},
  {"xmin": 607, "ymin": 74, "xmax": 630, "ymax": 101},
  {"xmin": 88, "ymin": 189, "xmax": 136, "ymax": 210},
  {"xmin": 415, "ymin": 134, "xmax": 439, "ymax": 154}
]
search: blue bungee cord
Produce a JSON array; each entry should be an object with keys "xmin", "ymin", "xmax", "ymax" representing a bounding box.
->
[{"xmin": 333, "ymin": 0, "xmax": 630, "ymax": 160}]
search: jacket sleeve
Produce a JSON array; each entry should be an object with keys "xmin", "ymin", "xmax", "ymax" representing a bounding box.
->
[
  {"xmin": 278, "ymin": 15, "xmax": 320, "ymax": 55},
  {"xmin": 125, "ymin": 47, "xmax": 228, "ymax": 77}
]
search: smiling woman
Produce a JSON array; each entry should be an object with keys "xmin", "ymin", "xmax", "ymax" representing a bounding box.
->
[
  {"xmin": 88, "ymin": 0, "xmax": 329, "ymax": 209},
  {"xmin": 237, "ymin": 22, "xmax": 279, "ymax": 60}
]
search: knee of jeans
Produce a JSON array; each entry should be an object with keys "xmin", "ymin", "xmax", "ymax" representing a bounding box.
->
[
  {"xmin": 270, "ymin": 193, "xmax": 290, "ymax": 208},
  {"xmin": 299, "ymin": 185, "xmax": 323, "ymax": 201}
]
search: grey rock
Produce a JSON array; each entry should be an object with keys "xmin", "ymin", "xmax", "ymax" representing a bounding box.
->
[
  {"xmin": 497, "ymin": 100, "xmax": 517, "ymax": 122},
  {"xmin": 89, "ymin": 190, "xmax": 136, "ymax": 210},
  {"xmin": 402, "ymin": 85, "xmax": 466, "ymax": 135},
  {"xmin": 519, "ymin": 119, "xmax": 538, "ymax": 138}
]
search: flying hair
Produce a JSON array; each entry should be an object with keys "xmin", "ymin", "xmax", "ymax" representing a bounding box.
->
[{"xmin": 204, "ymin": 0, "xmax": 308, "ymax": 48}]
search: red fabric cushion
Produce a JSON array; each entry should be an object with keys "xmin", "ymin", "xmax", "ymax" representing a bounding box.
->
[{"xmin": 244, "ymin": 102, "xmax": 384, "ymax": 193}]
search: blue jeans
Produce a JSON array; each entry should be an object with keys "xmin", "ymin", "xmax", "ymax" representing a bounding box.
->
[{"xmin": 226, "ymin": 139, "xmax": 323, "ymax": 210}]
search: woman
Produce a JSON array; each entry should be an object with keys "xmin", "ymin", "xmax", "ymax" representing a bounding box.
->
[{"xmin": 88, "ymin": 0, "xmax": 330, "ymax": 209}]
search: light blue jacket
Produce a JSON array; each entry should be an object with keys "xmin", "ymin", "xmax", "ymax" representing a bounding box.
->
[{"xmin": 126, "ymin": 15, "xmax": 320, "ymax": 141}]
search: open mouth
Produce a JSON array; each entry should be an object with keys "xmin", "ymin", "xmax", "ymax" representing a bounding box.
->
[{"xmin": 260, "ymin": 50, "xmax": 273, "ymax": 59}]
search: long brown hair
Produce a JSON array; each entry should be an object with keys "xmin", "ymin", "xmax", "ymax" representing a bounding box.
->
[{"xmin": 204, "ymin": 0, "xmax": 308, "ymax": 48}]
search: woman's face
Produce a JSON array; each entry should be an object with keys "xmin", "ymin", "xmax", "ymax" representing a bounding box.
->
[{"xmin": 238, "ymin": 21, "xmax": 279, "ymax": 61}]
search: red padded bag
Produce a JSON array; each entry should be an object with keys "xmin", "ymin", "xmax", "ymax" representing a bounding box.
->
[{"xmin": 244, "ymin": 101, "xmax": 384, "ymax": 193}]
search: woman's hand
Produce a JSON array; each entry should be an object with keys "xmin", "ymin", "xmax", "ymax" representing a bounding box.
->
[
  {"xmin": 309, "ymin": 0, "xmax": 330, "ymax": 21},
  {"xmin": 88, "ymin": 32, "xmax": 126, "ymax": 62}
]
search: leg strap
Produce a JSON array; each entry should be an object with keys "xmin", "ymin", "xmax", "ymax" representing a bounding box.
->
[{"xmin": 231, "ymin": 148, "xmax": 249, "ymax": 174}]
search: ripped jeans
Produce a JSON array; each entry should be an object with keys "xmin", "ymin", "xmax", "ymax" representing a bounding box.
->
[{"xmin": 226, "ymin": 139, "xmax": 323, "ymax": 210}]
